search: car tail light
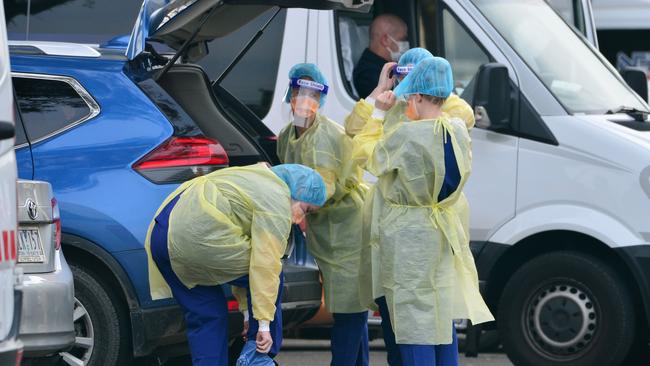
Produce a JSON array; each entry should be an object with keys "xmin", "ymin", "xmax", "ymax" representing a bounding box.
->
[
  {"xmin": 133, "ymin": 136, "xmax": 229, "ymax": 184},
  {"xmin": 52, "ymin": 198, "xmax": 61, "ymax": 251},
  {"xmin": 373, "ymin": 311, "xmax": 380, "ymax": 318},
  {"xmin": 15, "ymin": 349, "xmax": 23, "ymax": 366},
  {"xmin": 227, "ymin": 300, "xmax": 239, "ymax": 312}
]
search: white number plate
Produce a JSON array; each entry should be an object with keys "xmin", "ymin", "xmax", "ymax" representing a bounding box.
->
[{"xmin": 18, "ymin": 229, "xmax": 45, "ymax": 263}]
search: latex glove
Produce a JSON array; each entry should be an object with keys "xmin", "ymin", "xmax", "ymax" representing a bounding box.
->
[
  {"xmin": 375, "ymin": 90, "xmax": 397, "ymax": 111},
  {"xmin": 256, "ymin": 331, "xmax": 273, "ymax": 353}
]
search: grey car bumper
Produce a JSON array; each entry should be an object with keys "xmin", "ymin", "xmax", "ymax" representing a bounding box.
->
[{"xmin": 19, "ymin": 251, "xmax": 75, "ymax": 357}]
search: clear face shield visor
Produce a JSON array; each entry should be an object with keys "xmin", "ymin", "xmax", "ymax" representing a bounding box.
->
[{"xmin": 283, "ymin": 78, "xmax": 329, "ymax": 128}]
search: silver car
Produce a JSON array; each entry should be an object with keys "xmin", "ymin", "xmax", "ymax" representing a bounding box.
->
[{"xmin": 17, "ymin": 180, "xmax": 74, "ymax": 359}]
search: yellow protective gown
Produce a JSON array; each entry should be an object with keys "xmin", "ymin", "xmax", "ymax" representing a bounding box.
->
[
  {"xmin": 144, "ymin": 164, "xmax": 292, "ymax": 321},
  {"xmin": 361, "ymin": 115, "xmax": 493, "ymax": 345},
  {"xmin": 277, "ymin": 114, "xmax": 368, "ymax": 313},
  {"xmin": 345, "ymin": 95, "xmax": 476, "ymax": 310},
  {"xmin": 345, "ymin": 94, "xmax": 474, "ymax": 136}
]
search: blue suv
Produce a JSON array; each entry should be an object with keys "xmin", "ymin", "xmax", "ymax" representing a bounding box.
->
[{"xmin": 7, "ymin": 1, "xmax": 370, "ymax": 364}]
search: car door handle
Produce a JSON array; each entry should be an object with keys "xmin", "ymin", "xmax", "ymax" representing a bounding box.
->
[{"xmin": 0, "ymin": 121, "xmax": 15, "ymax": 140}]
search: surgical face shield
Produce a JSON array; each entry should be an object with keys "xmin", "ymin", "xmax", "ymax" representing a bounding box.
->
[
  {"xmin": 391, "ymin": 64, "xmax": 414, "ymax": 88},
  {"xmin": 405, "ymin": 95, "xmax": 420, "ymax": 120},
  {"xmin": 284, "ymin": 78, "xmax": 329, "ymax": 128}
]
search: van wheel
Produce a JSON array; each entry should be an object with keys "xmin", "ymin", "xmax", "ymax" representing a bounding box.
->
[
  {"xmin": 498, "ymin": 251, "xmax": 635, "ymax": 366},
  {"xmin": 58, "ymin": 263, "xmax": 131, "ymax": 366}
]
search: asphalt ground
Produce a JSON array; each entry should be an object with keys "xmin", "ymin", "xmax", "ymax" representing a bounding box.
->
[
  {"xmin": 165, "ymin": 338, "xmax": 513, "ymax": 365},
  {"xmin": 275, "ymin": 339, "xmax": 512, "ymax": 366}
]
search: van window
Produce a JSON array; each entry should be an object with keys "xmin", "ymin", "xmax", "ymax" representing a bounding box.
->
[
  {"xmin": 335, "ymin": 2, "xmax": 418, "ymax": 99},
  {"xmin": 13, "ymin": 77, "xmax": 93, "ymax": 142},
  {"xmin": 198, "ymin": 9, "xmax": 287, "ymax": 119},
  {"xmin": 4, "ymin": 0, "xmax": 140, "ymax": 43},
  {"xmin": 472, "ymin": 0, "xmax": 649, "ymax": 114},
  {"xmin": 546, "ymin": 0, "xmax": 586, "ymax": 36},
  {"xmin": 440, "ymin": 9, "xmax": 490, "ymax": 103}
]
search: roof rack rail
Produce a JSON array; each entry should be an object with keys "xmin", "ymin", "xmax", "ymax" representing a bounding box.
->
[{"xmin": 8, "ymin": 41, "xmax": 101, "ymax": 58}]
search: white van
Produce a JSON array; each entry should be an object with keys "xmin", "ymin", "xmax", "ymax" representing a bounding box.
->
[
  {"xmin": 0, "ymin": 0, "xmax": 23, "ymax": 365},
  {"xmin": 256, "ymin": 0, "xmax": 650, "ymax": 365}
]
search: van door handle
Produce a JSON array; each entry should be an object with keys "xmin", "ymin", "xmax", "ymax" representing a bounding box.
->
[{"xmin": 0, "ymin": 121, "xmax": 15, "ymax": 140}]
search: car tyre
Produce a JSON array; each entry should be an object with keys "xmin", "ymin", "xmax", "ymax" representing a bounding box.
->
[
  {"xmin": 58, "ymin": 263, "xmax": 131, "ymax": 366},
  {"xmin": 498, "ymin": 251, "xmax": 635, "ymax": 366}
]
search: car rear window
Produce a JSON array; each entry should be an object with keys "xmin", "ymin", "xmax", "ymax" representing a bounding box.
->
[{"xmin": 13, "ymin": 76, "xmax": 93, "ymax": 142}]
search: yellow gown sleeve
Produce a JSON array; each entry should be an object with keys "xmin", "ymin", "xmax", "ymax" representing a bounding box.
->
[
  {"xmin": 314, "ymin": 167, "xmax": 337, "ymax": 201},
  {"xmin": 442, "ymin": 94, "xmax": 475, "ymax": 130},
  {"xmin": 249, "ymin": 211, "xmax": 289, "ymax": 321},
  {"xmin": 365, "ymin": 124, "xmax": 414, "ymax": 178},
  {"xmin": 344, "ymin": 99, "xmax": 374, "ymax": 137},
  {"xmin": 351, "ymin": 116, "xmax": 384, "ymax": 169},
  {"xmin": 231, "ymin": 286, "xmax": 248, "ymax": 312},
  {"xmin": 276, "ymin": 124, "xmax": 291, "ymax": 161}
]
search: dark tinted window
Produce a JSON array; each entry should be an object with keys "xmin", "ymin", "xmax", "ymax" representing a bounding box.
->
[
  {"xmin": 4, "ymin": 0, "xmax": 140, "ymax": 43},
  {"xmin": 198, "ymin": 9, "xmax": 286, "ymax": 119},
  {"xmin": 14, "ymin": 77, "xmax": 92, "ymax": 141}
]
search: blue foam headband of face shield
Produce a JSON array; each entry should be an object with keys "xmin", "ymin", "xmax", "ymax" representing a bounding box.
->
[
  {"xmin": 289, "ymin": 78, "xmax": 329, "ymax": 95},
  {"xmin": 393, "ymin": 64, "xmax": 415, "ymax": 76}
]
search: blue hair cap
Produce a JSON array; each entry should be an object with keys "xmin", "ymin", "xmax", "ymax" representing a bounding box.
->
[
  {"xmin": 271, "ymin": 164, "xmax": 327, "ymax": 206},
  {"xmin": 393, "ymin": 57, "xmax": 454, "ymax": 98}
]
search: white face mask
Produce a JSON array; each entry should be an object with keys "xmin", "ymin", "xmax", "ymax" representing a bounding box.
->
[{"xmin": 387, "ymin": 35, "xmax": 409, "ymax": 62}]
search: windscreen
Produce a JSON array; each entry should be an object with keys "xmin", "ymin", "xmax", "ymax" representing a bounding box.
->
[{"xmin": 472, "ymin": 0, "xmax": 649, "ymax": 114}]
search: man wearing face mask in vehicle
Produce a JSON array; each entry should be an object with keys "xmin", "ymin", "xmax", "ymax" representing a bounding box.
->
[
  {"xmin": 277, "ymin": 63, "xmax": 370, "ymax": 366},
  {"xmin": 145, "ymin": 163, "xmax": 327, "ymax": 366},
  {"xmin": 353, "ymin": 14, "xmax": 409, "ymax": 99},
  {"xmin": 345, "ymin": 48, "xmax": 477, "ymax": 366}
]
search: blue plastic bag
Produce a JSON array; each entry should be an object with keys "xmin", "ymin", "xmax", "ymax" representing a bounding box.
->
[{"xmin": 236, "ymin": 340, "xmax": 276, "ymax": 366}]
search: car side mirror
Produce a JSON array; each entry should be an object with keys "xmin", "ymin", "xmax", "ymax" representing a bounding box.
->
[
  {"xmin": 621, "ymin": 67, "xmax": 648, "ymax": 102},
  {"xmin": 473, "ymin": 63, "xmax": 511, "ymax": 130},
  {"xmin": 0, "ymin": 121, "xmax": 14, "ymax": 140}
]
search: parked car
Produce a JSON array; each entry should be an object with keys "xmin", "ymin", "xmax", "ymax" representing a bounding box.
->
[
  {"xmin": 0, "ymin": 0, "xmax": 23, "ymax": 364},
  {"xmin": 7, "ymin": 1, "xmax": 372, "ymax": 364},
  {"xmin": 16, "ymin": 180, "xmax": 75, "ymax": 362}
]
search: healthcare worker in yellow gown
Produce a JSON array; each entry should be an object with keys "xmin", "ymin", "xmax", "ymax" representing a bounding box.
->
[
  {"xmin": 145, "ymin": 163, "xmax": 327, "ymax": 366},
  {"xmin": 350, "ymin": 57, "xmax": 494, "ymax": 366},
  {"xmin": 345, "ymin": 48, "xmax": 479, "ymax": 366},
  {"xmin": 277, "ymin": 63, "xmax": 370, "ymax": 366}
]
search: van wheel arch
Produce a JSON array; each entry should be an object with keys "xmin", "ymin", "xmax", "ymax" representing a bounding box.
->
[{"xmin": 485, "ymin": 230, "xmax": 647, "ymax": 327}]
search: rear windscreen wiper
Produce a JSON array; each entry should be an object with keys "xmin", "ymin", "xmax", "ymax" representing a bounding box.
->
[{"xmin": 606, "ymin": 106, "xmax": 649, "ymax": 121}]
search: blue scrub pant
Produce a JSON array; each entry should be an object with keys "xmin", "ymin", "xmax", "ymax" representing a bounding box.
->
[
  {"xmin": 376, "ymin": 297, "xmax": 459, "ymax": 366},
  {"xmin": 150, "ymin": 194, "xmax": 283, "ymax": 366},
  {"xmin": 330, "ymin": 312, "xmax": 369, "ymax": 366}
]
